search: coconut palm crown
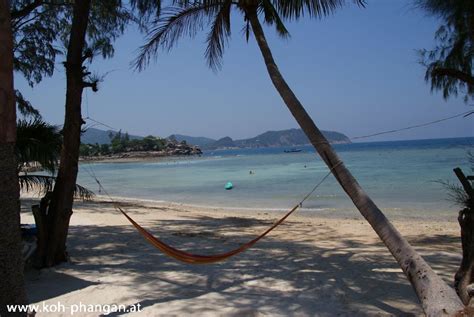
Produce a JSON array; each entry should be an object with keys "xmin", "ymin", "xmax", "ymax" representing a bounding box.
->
[{"xmin": 134, "ymin": 0, "xmax": 365, "ymax": 71}]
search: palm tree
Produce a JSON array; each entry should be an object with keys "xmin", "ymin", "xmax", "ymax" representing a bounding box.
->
[
  {"xmin": 135, "ymin": 0, "xmax": 465, "ymax": 314},
  {"xmin": 16, "ymin": 119, "xmax": 93, "ymax": 199},
  {"xmin": 0, "ymin": 0, "xmax": 28, "ymax": 314}
]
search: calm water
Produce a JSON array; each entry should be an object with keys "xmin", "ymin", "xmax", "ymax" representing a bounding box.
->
[{"xmin": 77, "ymin": 137, "xmax": 474, "ymax": 218}]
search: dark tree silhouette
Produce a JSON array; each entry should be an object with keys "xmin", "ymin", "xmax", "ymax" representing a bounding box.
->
[{"xmin": 0, "ymin": 0, "xmax": 27, "ymax": 314}]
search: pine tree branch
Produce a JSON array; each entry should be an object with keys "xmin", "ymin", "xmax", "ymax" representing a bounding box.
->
[{"xmin": 431, "ymin": 67, "xmax": 474, "ymax": 87}]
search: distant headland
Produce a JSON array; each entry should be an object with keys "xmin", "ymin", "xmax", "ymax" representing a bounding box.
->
[{"xmin": 169, "ymin": 128, "xmax": 351, "ymax": 150}]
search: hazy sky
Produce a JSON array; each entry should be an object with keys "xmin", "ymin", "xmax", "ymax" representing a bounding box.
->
[{"xmin": 16, "ymin": 0, "xmax": 474, "ymax": 142}]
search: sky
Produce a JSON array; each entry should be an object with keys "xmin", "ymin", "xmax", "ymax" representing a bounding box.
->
[{"xmin": 15, "ymin": 0, "xmax": 474, "ymax": 142}]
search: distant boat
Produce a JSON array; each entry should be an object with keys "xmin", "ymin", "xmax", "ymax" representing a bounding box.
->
[
  {"xmin": 225, "ymin": 182, "xmax": 233, "ymax": 190},
  {"xmin": 284, "ymin": 149, "xmax": 303, "ymax": 153}
]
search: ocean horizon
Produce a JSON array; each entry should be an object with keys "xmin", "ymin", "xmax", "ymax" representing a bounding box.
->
[{"xmin": 77, "ymin": 136, "xmax": 474, "ymax": 219}]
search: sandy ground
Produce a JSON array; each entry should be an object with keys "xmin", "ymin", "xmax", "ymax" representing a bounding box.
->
[{"xmin": 20, "ymin": 196, "xmax": 462, "ymax": 316}]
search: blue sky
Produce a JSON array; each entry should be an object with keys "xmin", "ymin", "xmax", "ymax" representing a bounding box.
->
[{"xmin": 16, "ymin": 0, "xmax": 474, "ymax": 142}]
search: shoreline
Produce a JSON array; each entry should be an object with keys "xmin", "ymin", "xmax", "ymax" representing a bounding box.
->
[
  {"xmin": 79, "ymin": 153, "xmax": 206, "ymax": 164},
  {"xmin": 92, "ymin": 194, "xmax": 460, "ymax": 221},
  {"xmin": 21, "ymin": 191, "xmax": 459, "ymax": 221}
]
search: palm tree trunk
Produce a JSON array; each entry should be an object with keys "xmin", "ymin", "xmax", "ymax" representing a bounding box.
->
[
  {"xmin": 44, "ymin": 0, "xmax": 91, "ymax": 267},
  {"xmin": 246, "ymin": 8, "xmax": 464, "ymax": 316},
  {"xmin": 0, "ymin": 0, "xmax": 28, "ymax": 314}
]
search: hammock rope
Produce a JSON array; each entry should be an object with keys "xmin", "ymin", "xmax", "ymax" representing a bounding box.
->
[{"xmin": 89, "ymin": 162, "xmax": 341, "ymax": 264}]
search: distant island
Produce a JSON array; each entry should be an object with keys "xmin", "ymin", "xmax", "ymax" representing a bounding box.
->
[
  {"xmin": 169, "ymin": 128, "xmax": 351, "ymax": 150},
  {"xmin": 80, "ymin": 128, "xmax": 350, "ymax": 160}
]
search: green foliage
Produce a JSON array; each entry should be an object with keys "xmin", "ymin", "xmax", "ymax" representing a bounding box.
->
[
  {"xmin": 16, "ymin": 118, "xmax": 93, "ymax": 199},
  {"xmin": 11, "ymin": 0, "xmax": 160, "ymax": 87},
  {"xmin": 134, "ymin": 0, "xmax": 365, "ymax": 71},
  {"xmin": 80, "ymin": 143, "xmax": 110, "ymax": 156},
  {"xmin": 79, "ymin": 143, "xmax": 92, "ymax": 157},
  {"xmin": 15, "ymin": 90, "xmax": 41, "ymax": 119},
  {"xmin": 417, "ymin": 0, "xmax": 474, "ymax": 101},
  {"xmin": 80, "ymin": 131, "xmax": 167, "ymax": 156},
  {"xmin": 11, "ymin": 0, "xmax": 148, "ymax": 133},
  {"xmin": 16, "ymin": 119, "xmax": 62, "ymax": 173},
  {"xmin": 87, "ymin": 3, "xmax": 128, "ymax": 59},
  {"xmin": 142, "ymin": 135, "xmax": 166, "ymax": 151},
  {"xmin": 439, "ymin": 152, "xmax": 474, "ymax": 209},
  {"xmin": 130, "ymin": 0, "xmax": 162, "ymax": 25},
  {"xmin": 100, "ymin": 143, "xmax": 111, "ymax": 155},
  {"xmin": 11, "ymin": 1, "xmax": 64, "ymax": 86},
  {"xmin": 439, "ymin": 180, "xmax": 471, "ymax": 208}
]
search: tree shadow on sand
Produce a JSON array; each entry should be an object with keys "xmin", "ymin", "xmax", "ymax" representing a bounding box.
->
[{"xmin": 24, "ymin": 201, "xmax": 461, "ymax": 316}]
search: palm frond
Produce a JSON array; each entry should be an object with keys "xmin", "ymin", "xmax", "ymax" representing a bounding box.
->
[
  {"xmin": 205, "ymin": 0, "xmax": 232, "ymax": 71},
  {"xmin": 134, "ymin": 3, "xmax": 222, "ymax": 71},
  {"xmin": 16, "ymin": 119, "xmax": 62, "ymax": 173},
  {"xmin": 19, "ymin": 175, "xmax": 94, "ymax": 200},
  {"xmin": 272, "ymin": 0, "xmax": 364, "ymax": 21},
  {"xmin": 19, "ymin": 174, "xmax": 54, "ymax": 193},
  {"xmin": 134, "ymin": 0, "xmax": 365, "ymax": 72},
  {"xmin": 259, "ymin": 0, "xmax": 290, "ymax": 38},
  {"xmin": 240, "ymin": 18, "xmax": 251, "ymax": 42},
  {"xmin": 72, "ymin": 183, "xmax": 95, "ymax": 200}
]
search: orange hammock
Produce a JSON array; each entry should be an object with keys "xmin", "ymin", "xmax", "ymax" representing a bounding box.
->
[
  {"xmin": 118, "ymin": 204, "xmax": 299, "ymax": 264},
  {"xmin": 96, "ymin": 163, "xmax": 338, "ymax": 265}
]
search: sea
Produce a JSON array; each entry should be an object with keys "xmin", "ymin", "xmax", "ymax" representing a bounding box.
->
[{"xmin": 76, "ymin": 137, "xmax": 474, "ymax": 219}]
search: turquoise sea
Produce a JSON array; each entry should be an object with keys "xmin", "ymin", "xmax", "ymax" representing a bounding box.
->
[{"xmin": 77, "ymin": 137, "xmax": 474, "ymax": 219}]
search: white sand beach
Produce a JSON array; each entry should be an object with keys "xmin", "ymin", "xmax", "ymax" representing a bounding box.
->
[{"xmin": 21, "ymin": 197, "xmax": 461, "ymax": 316}]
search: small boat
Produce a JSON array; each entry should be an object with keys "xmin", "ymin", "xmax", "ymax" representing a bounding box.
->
[
  {"xmin": 225, "ymin": 182, "xmax": 233, "ymax": 190},
  {"xmin": 284, "ymin": 149, "xmax": 303, "ymax": 153}
]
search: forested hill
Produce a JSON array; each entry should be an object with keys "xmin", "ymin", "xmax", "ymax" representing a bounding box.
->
[
  {"xmin": 236, "ymin": 129, "xmax": 350, "ymax": 148},
  {"xmin": 202, "ymin": 129, "xmax": 351, "ymax": 149},
  {"xmin": 82, "ymin": 128, "xmax": 351, "ymax": 150},
  {"xmin": 167, "ymin": 134, "xmax": 215, "ymax": 147}
]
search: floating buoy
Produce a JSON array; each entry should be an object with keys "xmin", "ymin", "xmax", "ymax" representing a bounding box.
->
[{"xmin": 225, "ymin": 182, "xmax": 233, "ymax": 190}]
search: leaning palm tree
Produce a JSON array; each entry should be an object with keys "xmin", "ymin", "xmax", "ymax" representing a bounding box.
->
[{"xmin": 135, "ymin": 0, "xmax": 465, "ymax": 314}]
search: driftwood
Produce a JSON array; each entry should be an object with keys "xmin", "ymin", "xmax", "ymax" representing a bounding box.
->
[{"xmin": 453, "ymin": 168, "xmax": 474, "ymax": 306}]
